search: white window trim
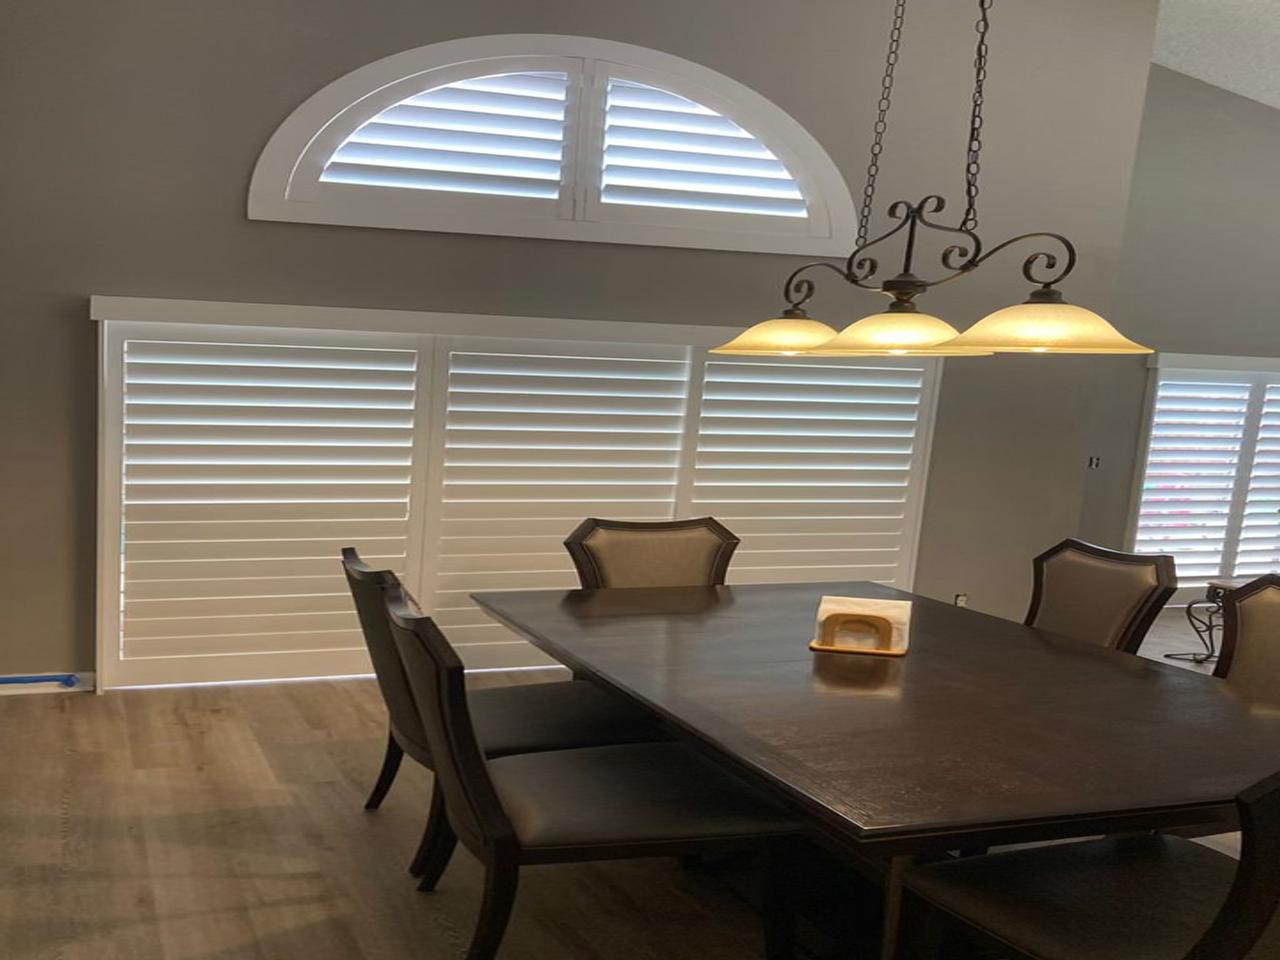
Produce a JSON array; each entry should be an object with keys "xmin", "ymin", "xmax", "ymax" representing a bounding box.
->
[
  {"xmin": 94, "ymin": 296, "xmax": 939, "ymax": 688},
  {"xmin": 247, "ymin": 34, "xmax": 857, "ymax": 256},
  {"xmin": 1125, "ymin": 352, "xmax": 1280, "ymax": 600}
]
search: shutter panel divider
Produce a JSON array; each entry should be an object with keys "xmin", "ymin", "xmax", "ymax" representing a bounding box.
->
[
  {"xmin": 672, "ymin": 346, "xmax": 708, "ymax": 518},
  {"xmin": 1221, "ymin": 382, "xmax": 1267, "ymax": 577}
]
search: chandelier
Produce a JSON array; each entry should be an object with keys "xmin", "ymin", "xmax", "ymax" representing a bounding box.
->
[{"xmin": 712, "ymin": 0, "xmax": 1151, "ymax": 358}]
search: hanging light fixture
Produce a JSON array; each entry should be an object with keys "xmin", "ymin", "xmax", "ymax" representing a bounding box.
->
[{"xmin": 711, "ymin": 0, "xmax": 1151, "ymax": 358}]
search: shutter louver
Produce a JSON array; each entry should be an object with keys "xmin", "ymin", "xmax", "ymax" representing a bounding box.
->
[
  {"xmin": 322, "ymin": 72, "xmax": 570, "ymax": 199},
  {"xmin": 1236, "ymin": 384, "xmax": 1280, "ymax": 577},
  {"xmin": 120, "ymin": 339, "xmax": 418, "ymax": 663},
  {"xmin": 601, "ymin": 79, "xmax": 807, "ymax": 218},
  {"xmin": 429, "ymin": 344, "xmax": 691, "ymax": 666},
  {"xmin": 690, "ymin": 359, "xmax": 926, "ymax": 586},
  {"xmin": 1134, "ymin": 379, "xmax": 1251, "ymax": 583}
]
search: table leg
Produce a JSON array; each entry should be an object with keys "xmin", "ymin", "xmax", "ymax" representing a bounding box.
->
[{"xmin": 879, "ymin": 855, "xmax": 910, "ymax": 960}]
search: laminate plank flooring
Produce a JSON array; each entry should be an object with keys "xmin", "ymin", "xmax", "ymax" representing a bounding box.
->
[{"xmin": 0, "ymin": 669, "xmax": 770, "ymax": 960}]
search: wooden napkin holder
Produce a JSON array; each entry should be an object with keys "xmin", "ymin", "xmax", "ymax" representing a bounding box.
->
[{"xmin": 810, "ymin": 597, "xmax": 911, "ymax": 657}]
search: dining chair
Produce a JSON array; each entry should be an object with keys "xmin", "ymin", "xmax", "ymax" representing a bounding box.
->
[
  {"xmin": 897, "ymin": 768, "xmax": 1280, "ymax": 959},
  {"xmin": 1024, "ymin": 538, "xmax": 1176, "ymax": 654},
  {"xmin": 341, "ymin": 549, "xmax": 661, "ymax": 886},
  {"xmin": 563, "ymin": 516, "xmax": 740, "ymax": 589},
  {"xmin": 383, "ymin": 582, "xmax": 803, "ymax": 960},
  {"xmin": 1217, "ymin": 573, "xmax": 1280, "ymax": 702}
]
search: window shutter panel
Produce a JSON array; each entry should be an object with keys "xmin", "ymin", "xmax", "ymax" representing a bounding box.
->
[
  {"xmin": 689, "ymin": 359, "xmax": 928, "ymax": 586},
  {"xmin": 323, "ymin": 71, "xmax": 571, "ymax": 199},
  {"xmin": 1134, "ymin": 378, "xmax": 1252, "ymax": 583},
  {"xmin": 120, "ymin": 339, "xmax": 419, "ymax": 664},
  {"xmin": 426, "ymin": 341, "xmax": 691, "ymax": 666},
  {"xmin": 600, "ymin": 79, "xmax": 806, "ymax": 218},
  {"xmin": 1236, "ymin": 384, "xmax": 1280, "ymax": 577}
]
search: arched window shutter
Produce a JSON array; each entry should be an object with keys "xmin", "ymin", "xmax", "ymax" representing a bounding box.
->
[{"xmin": 249, "ymin": 36, "xmax": 855, "ymax": 254}]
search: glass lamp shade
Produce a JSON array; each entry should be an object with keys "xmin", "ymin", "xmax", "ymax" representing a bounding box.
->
[
  {"xmin": 809, "ymin": 307, "xmax": 993, "ymax": 356},
  {"xmin": 709, "ymin": 308, "xmax": 840, "ymax": 356},
  {"xmin": 945, "ymin": 289, "xmax": 1153, "ymax": 354}
]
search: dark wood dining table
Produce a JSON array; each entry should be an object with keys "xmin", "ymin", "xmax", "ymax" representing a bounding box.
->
[{"xmin": 473, "ymin": 580, "xmax": 1280, "ymax": 957}]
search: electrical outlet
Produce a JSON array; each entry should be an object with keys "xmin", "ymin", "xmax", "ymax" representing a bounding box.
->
[
  {"xmin": 1088, "ymin": 456, "xmax": 1102, "ymax": 469},
  {"xmin": 954, "ymin": 593, "xmax": 969, "ymax": 607}
]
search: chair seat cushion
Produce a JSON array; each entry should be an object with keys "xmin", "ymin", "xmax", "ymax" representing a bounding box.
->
[
  {"xmin": 488, "ymin": 742, "xmax": 800, "ymax": 852},
  {"xmin": 470, "ymin": 679, "xmax": 661, "ymax": 758},
  {"xmin": 906, "ymin": 835, "xmax": 1280, "ymax": 960}
]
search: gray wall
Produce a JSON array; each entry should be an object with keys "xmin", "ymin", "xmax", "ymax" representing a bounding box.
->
[
  {"xmin": 1079, "ymin": 65, "xmax": 1280, "ymax": 549},
  {"xmin": 0, "ymin": 0, "xmax": 1158, "ymax": 673}
]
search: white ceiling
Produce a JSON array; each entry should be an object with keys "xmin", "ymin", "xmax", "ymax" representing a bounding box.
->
[{"xmin": 1154, "ymin": 0, "xmax": 1280, "ymax": 108}]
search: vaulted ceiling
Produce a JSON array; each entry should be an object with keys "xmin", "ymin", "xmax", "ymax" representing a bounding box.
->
[{"xmin": 1154, "ymin": 0, "xmax": 1280, "ymax": 108}]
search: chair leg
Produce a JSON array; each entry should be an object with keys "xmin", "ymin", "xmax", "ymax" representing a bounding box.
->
[
  {"xmin": 364, "ymin": 731, "xmax": 404, "ymax": 810},
  {"xmin": 761, "ymin": 843, "xmax": 796, "ymax": 960},
  {"xmin": 465, "ymin": 857, "xmax": 520, "ymax": 960},
  {"xmin": 413, "ymin": 778, "xmax": 458, "ymax": 891}
]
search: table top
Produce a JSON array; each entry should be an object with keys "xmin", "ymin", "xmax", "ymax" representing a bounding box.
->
[{"xmin": 473, "ymin": 581, "xmax": 1280, "ymax": 850}]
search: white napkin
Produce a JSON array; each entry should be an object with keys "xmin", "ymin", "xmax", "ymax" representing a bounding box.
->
[{"xmin": 812, "ymin": 596, "xmax": 912, "ymax": 655}]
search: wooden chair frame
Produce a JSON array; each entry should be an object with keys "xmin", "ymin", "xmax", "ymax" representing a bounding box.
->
[
  {"xmin": 1025, "ymin": 538, "xmax": 1177, "ymax": 654},
  {"xmin": 383, "ymin": 584, "xmax": 796, "ymax": 960},
  {"xmin": 903, "ymin": 769, "xmax": 1280, "ymax": 960},
  {"xmin": 1216, "ymin": 573, "xmax": 1280, "ymax": 680},
  {"xmin": 563, "ymin": 516, "xmax": 740, "ymax": 590}
]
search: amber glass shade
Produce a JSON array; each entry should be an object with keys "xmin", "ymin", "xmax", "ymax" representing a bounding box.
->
[
  {"xmin": 809, "ymin": 307, "xmax": 993, "ymax": 356},
  {"xmin": 945, "ymin": 290, "xmax": 1152, "ymax": 354},
  {"xmin": 710, "ymin": 309, "xmax": 839, "ymax": 356}
]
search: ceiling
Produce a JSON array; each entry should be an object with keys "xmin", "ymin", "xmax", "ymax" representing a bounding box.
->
[{"xmin": 1154, "ymin": 0, "xmax": 1280, "ymax": 109}]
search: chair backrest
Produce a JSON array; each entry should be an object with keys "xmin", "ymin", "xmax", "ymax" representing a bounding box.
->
[
  {"xmin": 1184, "ymin": 769, "xmax": 1280, "ymax": 960},
  {"xmin": 383, "ymin": 585, "xmax": 515, "ymax": 855},
  {"xmin": 1217, "ymin": 575, "xmax": 1280, "ymax": 702},
  {"xmin": 1024, "ymin": 538, "xmax": 1176, "ymax": 653},
  {"xmin": 341, "ymin": 548, "xmax": 429, "ymax": 753},
  {"xmin": 564, "ymin": 517, "xmax": 740, "ymax": 589}
]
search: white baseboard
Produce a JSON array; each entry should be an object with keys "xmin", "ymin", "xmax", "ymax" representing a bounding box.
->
[{"xmin": 0, "ymin": 672, "xmax": 96, "ymax": 696}]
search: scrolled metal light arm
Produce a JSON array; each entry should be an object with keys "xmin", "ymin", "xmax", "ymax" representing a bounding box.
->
[{"xmin": 780, "ymin": 194, "xmax": 1080, "ymax": 311}]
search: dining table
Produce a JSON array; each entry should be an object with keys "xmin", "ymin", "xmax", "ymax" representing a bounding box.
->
[{"xmin": 472, "ymin": 580, "xmax": 1280, "ymax": 959}]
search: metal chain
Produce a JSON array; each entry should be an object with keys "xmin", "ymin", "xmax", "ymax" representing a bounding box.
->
[
  {"xmin": 857, "ymin": 0, "xmax": 907, "ymax": 248},
  {"xmin": 960, "ymin": 0, "xmax": 993, "ymax": 232}
]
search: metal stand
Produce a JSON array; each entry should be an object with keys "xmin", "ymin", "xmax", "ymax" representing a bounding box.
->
[{"xmin": 1168, "ymin": 588, "xmax": 1224, "ymax": 664}]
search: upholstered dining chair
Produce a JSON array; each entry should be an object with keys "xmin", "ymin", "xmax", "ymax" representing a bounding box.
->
[
  {"xmin": 564, "ymin": 517, "xmax": 740, "ymax": 589},
  {"xmin": 1025, "ymin": 538, "xmax": 1177, "ymax": 654},
  {"xmin": 898, "ymin": 769, "xmax": 1280, "ymax": 959},
  {"xmin": 382, "ymin": 582, "xmax": 802, "ymax": 960},
  {"xmin": 341, "ymin": 549, "xmax": 661, "ymax": 887},
  {"xmin": 1217, "ymin": 574, "xmax": 1280, "ymax": 702}
]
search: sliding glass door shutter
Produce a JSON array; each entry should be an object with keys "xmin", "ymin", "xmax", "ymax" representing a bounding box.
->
[{"xmin": 97, "ymin": 307, "xmax": 938, "ymax": 687}]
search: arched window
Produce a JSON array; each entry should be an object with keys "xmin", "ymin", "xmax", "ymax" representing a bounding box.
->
[{"xmin": 249, "ymin": 35, "xmax": 855, "ymax": 254}]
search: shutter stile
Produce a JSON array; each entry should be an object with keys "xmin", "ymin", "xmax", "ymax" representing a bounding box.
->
[{"xmin": 1236, "ymin": 384, "xmax": 1280, "ymax": 577}]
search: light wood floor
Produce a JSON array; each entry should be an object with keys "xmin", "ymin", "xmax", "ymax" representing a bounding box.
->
[
  {"xmin": 0, "ymin": 610, "xmax": 1229, "ymax": 960},
  {"xmin": 0, "ymin": 669, "xmax": 774, "ymax": 960}
]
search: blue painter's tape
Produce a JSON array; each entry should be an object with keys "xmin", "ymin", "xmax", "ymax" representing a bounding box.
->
[{"xmin": 0, "ymin": 674, "xmax": 79, "ymax": 688}]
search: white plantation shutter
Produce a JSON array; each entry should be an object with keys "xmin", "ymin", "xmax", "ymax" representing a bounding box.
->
[
  {"xmin": 1134, "ymin": 379, "xmax": 1252, "ymax": 583},
  {"xmin": 111, "ymin": 333, "xmax": 426, "ymax": 685},
  {"xmin": 598, "ymin": 78, "xmax": 806, "ymax": 218},
  {"xmin": 423, "ymin": 340, "xmax": 691, "ymax": 667},
  {"xmin": 322, "ymin": 71, "xmax": 571, "ymax": 200},
  {"xmin": 253, "ymin": 41, "xmax": 857, "ymax": 253},
  {"xmin": 98, "ymin": 303, "xmax": 940, "ymax": 687},
  {"xmin": 1236, "ymin": 385, "xmax": 1280, "ymax": 577},
  {"xmin": 689, "ymin": 358, "xmax": 933, "ymax": 587}
]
